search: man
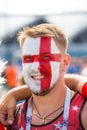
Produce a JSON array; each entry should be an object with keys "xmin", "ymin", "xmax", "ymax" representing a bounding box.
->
[
  {"xmin": 0, "ymin": 24, "xmax": 87, "ymax": 130},
  {"xmin": 7, "ymin": 23, "xmax": 87, "ymax": 130}
]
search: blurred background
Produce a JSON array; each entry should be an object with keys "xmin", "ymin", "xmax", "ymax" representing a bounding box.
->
[{"xmin": 0, "ymin": 0, "xmax": 87, "ymax": 101}]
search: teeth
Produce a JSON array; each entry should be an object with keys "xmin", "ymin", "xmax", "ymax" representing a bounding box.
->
[{"xmin": 31, "ymin": 75, "xmax": 44, "ymax": 79}]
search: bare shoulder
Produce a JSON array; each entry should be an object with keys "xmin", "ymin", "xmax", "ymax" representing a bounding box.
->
[
  {"xmin": 70, "ymin": 90, "xmax": 76, "ymax": 98},
  {"xmin": 81, "ymin": 100, "xmax": 87, "ymax": 129},
  {"xmin": 69, "ymin": 90, "xmax": 87, "ymax": 129}
]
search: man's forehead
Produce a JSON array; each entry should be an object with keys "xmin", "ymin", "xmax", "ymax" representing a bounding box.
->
[{"xmin": 22, "ymin": 37, "xmax": 60, "ymax": 55}]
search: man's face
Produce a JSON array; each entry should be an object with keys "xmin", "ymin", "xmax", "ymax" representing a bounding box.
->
[{"xmin": 22, "ymin": 37, "xmax": 61, "ymax": 95}]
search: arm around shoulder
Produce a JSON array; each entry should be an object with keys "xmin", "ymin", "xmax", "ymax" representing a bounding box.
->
[
  {"xmin": 64, "ymin": 74, "xmax": 87, "ymax": 95},
  {"xmin": 0, "ymin": 85, "xmax": 31, "ymax": 126}
]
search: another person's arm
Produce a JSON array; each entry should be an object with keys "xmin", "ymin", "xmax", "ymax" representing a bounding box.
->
[
  {"xmin": 65, "ymin": 74, "xmax": 87, "ymax": 97},
  {"xmin": 0, "ymin": 85, "xmax": 31, "ymax": 126}
]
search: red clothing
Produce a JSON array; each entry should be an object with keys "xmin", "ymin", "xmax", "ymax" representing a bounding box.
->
[
  {"xmin": 10, "ymin": 93, "xmax": 86, "ymax": 130},
  {"xmin": 0, "ymin": 123, "xmax": 5, "ymax": 130}
]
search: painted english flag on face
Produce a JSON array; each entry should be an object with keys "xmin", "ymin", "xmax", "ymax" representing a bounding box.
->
[{"xmin": 22, "ymin": 37, "xmax": 61, "ymax": 94}]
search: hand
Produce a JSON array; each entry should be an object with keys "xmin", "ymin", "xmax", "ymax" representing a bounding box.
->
[
  {"xmin": 0, "ymin": 91, "xmax": 16, "ymax": 126},
  {"xmin": 0, "ymin": 85, "xmax": 31, "ymax": 126}
]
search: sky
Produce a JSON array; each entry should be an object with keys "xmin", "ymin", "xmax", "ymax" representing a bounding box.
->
[
  {"xmin": 0, "ymin": 0, "xmax": 87, "ymax": 15},
  {"xmin": 0, "ymin": 0, "xmax": 87, "ymax": 38}
]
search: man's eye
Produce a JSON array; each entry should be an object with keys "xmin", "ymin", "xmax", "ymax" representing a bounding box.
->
[
  {"xmin": 25, "ymin": 57, "xmax": 32, "ymax": 61},
  {"xmin": 23, "ymin": 56, "xmax": 33, "ymax": 63},
  {"xmin": 42, "ymin": 55, "xmax": 51, "ymax": 60},
  {"xmin": 43, "ymin": 56, "xmax": 50, "ymax": 59}
]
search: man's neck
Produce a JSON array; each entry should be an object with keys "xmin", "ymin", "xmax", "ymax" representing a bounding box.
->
[{"xmin": 32, "ymin": 82, "xmax": 67, "ymax": 117}]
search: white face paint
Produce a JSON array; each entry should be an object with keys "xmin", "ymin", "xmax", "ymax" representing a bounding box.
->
[{"xmin": 22, "ymin": 37, "xmax": 61, "ymax": 94}]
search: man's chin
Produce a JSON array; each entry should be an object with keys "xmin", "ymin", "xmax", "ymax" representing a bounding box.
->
[{"xmin": 33, "ymin": 89, "xmax": 51, "ymax": 96}]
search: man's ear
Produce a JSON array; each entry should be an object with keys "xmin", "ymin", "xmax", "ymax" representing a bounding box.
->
[{"xmin": 62, "ymin": 54, "xmax": 71, "ymax": 72}]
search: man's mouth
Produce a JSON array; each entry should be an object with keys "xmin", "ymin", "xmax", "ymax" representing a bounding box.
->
[{"xmin": 31, "ymin": 75, "xmax": 45, "ymax": 80}]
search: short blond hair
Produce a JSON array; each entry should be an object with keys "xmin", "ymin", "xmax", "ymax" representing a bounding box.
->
[{"xmin": 17, "ymin": 23, "xmax": 68, "ymax": 54}]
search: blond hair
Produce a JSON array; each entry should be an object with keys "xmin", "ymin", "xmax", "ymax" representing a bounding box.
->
[{"xmin": 17, "ymin": 23, "xmax": 68, "ymax": 54}]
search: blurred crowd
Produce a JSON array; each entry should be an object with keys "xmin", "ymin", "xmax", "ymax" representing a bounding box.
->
[{"xmin": 67, "ymin": 57, "xmax": 87, "ymax": 76}]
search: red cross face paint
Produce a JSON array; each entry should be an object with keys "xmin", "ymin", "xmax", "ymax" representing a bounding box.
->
[{"xmin": 22, "ymin": 37, "xmax": 61, "ymax": 94}]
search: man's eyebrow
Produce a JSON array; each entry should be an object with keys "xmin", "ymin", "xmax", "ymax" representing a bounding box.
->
[
  {"xmin": 40, "ymin": 52, "xmax": 60, "ymax": 55},
  {"xmin": 41, "ymin": 52, "xmax": 50, "ymax": 54}
]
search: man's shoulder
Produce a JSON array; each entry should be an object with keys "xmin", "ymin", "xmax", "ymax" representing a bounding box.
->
[
  {"xmin": 71, "ymin": 90, "xmax": 87, "ymax": 100},
  {"xmin": 70, "ymin": 90, "xmax": 87, "ymax": 129},
  {"xmin": 70, "ymin": 90, "xmax": 87, "ymax": 106},
  {"xmin": 80, "ymin": 100, "xmax": 87, "ymax": 129}
]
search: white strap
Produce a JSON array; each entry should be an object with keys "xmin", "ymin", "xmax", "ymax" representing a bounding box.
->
[
  {"xmin": 62, "ymin": 88, "xmax": 70, "ymax": 130},
  {"xmin": 26, "ymin": 98, "xmax": 32, "ymax": 130}
]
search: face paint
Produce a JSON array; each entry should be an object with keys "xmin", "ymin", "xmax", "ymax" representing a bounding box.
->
[{"xmin": 22, "ymin": 37, "xmax": 61, "ymax": 94}]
